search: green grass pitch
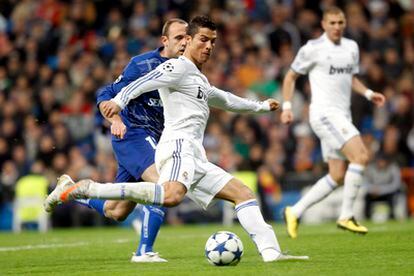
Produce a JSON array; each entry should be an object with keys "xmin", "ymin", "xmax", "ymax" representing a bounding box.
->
[{"xmin": 1, "ymin": 221, "xmax": 414, "ymax": 275}]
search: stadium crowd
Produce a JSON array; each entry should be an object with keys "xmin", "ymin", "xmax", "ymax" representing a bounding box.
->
[{"xmin": 0, "ymin": 0, "xmax": 413, "ymax": 228}]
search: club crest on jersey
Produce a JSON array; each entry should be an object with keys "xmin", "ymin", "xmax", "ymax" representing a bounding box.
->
[
  {"xmin": 162, "ymin": 62, "xmax": 174, "ymax": 72},
  {"xmin": 197, "ymin": 86, "xmax": 208, "ymax": 101}
]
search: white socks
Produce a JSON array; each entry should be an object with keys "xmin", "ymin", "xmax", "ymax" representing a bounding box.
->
[
  {"xmin": 88, "ymin": 181, "xmax": 164, "ymax": 205},
  {"xmin": 339, "ymin": 163, "xmax": 364, "ymax": 220},
  {"xmin": 235, "ymin": 199, "xmax": 281, "ymax": 261},
  {"xmin": 291, "ymin": 174, "xmax": 338, "ymax": 218}
]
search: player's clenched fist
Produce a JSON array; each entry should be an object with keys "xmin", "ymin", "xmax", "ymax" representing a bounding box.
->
[
  {"xmin": 371, "ymin": 92, "xmax": 386, "ymax": 107},
  {"xmin": 102, "ymin": 100, "xmax": 122, "ymax": 118},
  {"xmin": 266, "ymin": 99, "xmax": 280, "ymax": 111}
]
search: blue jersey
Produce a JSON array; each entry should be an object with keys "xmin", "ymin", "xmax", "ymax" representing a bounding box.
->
[
  {"xmin": 96, "ymin": 47, "xmax": 168, "ymax": 181},
  {"xmin": 97, "ymin": 47, "xmax": 168, "ymax": 141}
]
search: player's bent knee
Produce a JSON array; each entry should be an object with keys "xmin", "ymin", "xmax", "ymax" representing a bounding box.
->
[
  {"xmin": 111, "ymin": 211, "xmax": 129, "ymax": 222},
  {"xmin": 358, "ymin": 152, "xmax": 369, "ymax": 166},
  {"xmin": 163, "ymin": 191, "xmax": 184, "ymax": 207},
  {"xmin": 235, "ymin": 185, "xmax": 256, "ymax": 203},
  {"xmin": 162, "ymin": 181, "xmax": 186, "ymax": 207},
  {"xmin": 104, "ymin": 201, "xmax": 136, "ymax": 221},
  {"xmin": 350, "ymin": 153, "xmax": 369, "ymax": 166},
  {"xmin": 105, "ymin": 208, "xmax": 129, "ymax": 222}
]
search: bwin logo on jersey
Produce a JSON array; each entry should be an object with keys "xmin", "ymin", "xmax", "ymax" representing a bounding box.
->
[
  {"xmin": 329, "ymin": 64, "xmax": 353, "ymax": 75},
  {"xmin": 197, "ymin": 86, "xmax": 207, "ymax": 101}
]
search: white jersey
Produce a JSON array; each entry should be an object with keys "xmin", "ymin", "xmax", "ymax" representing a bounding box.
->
[
  {"xmin": 291, "ymin": 33, "xmax": 359, "ymax": 116},
  {"xmin": 113, "ymin": 55, "xmax": 270, "ymax": 147}
]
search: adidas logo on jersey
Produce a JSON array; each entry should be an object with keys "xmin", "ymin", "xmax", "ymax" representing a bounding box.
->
[{"xmin": 329, "ymin": 64, "xmax": 353, "ymax": 75}]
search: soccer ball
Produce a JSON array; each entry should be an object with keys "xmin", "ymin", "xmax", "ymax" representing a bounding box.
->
[{"xmin": 205, "ymin": 231, "xmax": 243, "ymax": 266}]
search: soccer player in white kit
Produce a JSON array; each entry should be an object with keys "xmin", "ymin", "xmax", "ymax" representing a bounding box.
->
[
  {"xmin": 45, "ymin": 16, "xmax": 308, "ymax": 262},
  {"xmin": 281, "ymin": 7, "xmax": 386, "ymax": 238}
]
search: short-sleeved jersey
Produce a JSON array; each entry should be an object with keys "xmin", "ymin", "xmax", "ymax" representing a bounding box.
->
[
  {"xmin": 291, "ymin": 33, "xmax": 359, "ymax": 115},
  {"xmin": 113, "ymin": 55, "xmax": 269, "ymax": 148},
  {"xmin": 96, "ymin": 47, "xmax": 167, "ymax": 140}
]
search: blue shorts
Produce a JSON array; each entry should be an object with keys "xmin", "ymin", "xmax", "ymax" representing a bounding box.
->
[{"xmin": 112, "ymin": 129, "xmax": 158, "ymax": 182}]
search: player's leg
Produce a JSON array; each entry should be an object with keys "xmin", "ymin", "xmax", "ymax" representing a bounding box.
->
[
  {"xmin": 214, "ymin": 178, "xmax": 281, "ymax": 261},
  {"xmin": 102, "ymin": 132, "xmax": 170, "ymax": 258},
  {"xmin": 192, "ymin": 162, "xmax": 306, "ymax": 261},
  {"xmin": 132, "ymin": 164, "xmax": 167, "ymax": 262},
  {"xmin": 337, "ymin": 135, "xmax": 369, "ymax": 233},
  {"xmin": 215, "ymin": 178, "xmax": 308, "ymax": 262},
  {"xmin": 47, "ymin": 139, "xmax": 190, "ymax": 207},
  {"xmin": 285, "ymin": 159, "xmax": 345, "ymax": 238},
  {"xmin": 75, "ymin": 166, "xmax": 136, "ymax": 220},
  {"xmin": 284, "ymin": 133, "xmax": 347, "ymax": 238}
]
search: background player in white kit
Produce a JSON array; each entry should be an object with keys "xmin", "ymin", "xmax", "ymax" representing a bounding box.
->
[
  {"xmin": 281, "ymin": 7, "xmax": 386, "ymax": 238},
  {"xmin": 45, "ymin": 15, "xmax": 308, "ymax": 262}
]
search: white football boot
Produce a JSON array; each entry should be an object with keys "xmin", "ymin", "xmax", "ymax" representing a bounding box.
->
[
  {"xmin": 44, "ymin": 175, "xmax": 90, "ymax": 212},
  {"xmin": 131, "ymin": 252, "xmax": 168, "ymax": 263},
  {"xmin": 261, "ymin": 248, "xmax": 309, "ymax": 262}
]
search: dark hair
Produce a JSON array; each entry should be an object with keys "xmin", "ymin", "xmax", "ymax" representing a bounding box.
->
[
  {"xmin": 161, "ymin": 18, "xmax": 188, "ymax": 37},
  {"xmin": 187, "ymin": 15, "xmax": 216, "ymax": 37}
]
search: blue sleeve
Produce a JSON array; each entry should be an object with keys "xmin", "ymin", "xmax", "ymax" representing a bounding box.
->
[{"xmin": 96, "ymin": 59, "xmax": 143, "ymax": 106}]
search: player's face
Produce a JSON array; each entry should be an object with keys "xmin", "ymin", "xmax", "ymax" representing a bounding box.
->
[
  {"xmin": 322, "ymin": 12, "xmax": 346, "ymax": 44},
  {"xmin": 187, "ymin": 27, "xmax": 217, "ymax": 67},
  {"xmin": 163, "ymin": 22, "xmax": 188, "ymax": 58}
]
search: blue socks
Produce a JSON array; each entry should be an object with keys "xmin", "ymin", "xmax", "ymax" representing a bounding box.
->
[
  {"xmin": 75, "ymin": 199, "xmax": 106, "ymax": 216},
  {"xmin": 136, "ymin": 205, "xmax": 166, "ymax": 255},
  {"xmin": 75, "ymin": 199, "xmax": 165, "ymax": 256}
]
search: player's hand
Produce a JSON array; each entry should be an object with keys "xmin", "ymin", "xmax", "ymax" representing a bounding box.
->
[
  {"xmin": 102, "ymin": 101, "xmax": 121, "ymax": 117},
  {"xmin": 281, "ymin": 109, "xmax": 294, "ymax": 124},
  {"xmin": 371, "ymin": 92, "xmax": 386, "ymax": 107},
  {"xmin": 111, "ymin": 118, "xmax": 126, "ymax": 139},
  {"xmin": 267, "ymin": 99, "xmax": 280, "ymax": 111}
]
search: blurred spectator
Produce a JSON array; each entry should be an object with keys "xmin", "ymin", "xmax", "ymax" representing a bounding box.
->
[{"xmin": 364, "ymin": 153, "xmax": 402, "ymax": 220}]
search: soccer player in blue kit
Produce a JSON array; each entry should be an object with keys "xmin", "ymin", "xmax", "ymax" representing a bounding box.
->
[{"xmin": 46, "ymin": 18, "xmax": 188, "ymax": 263}]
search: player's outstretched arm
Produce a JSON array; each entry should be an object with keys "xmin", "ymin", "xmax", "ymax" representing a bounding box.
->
[
  {"xmin": 280, "ymin": 69, "xmax": 300, "ymax": 125},
  {"xmin": 108, "ymin": 60, "xmax": 185, "ymax": 117},
  {"xmin": 207, "ymin": 87, "xmax": 279, "ymax": 113},
  {"xmin": 352, "ymin": 76, "xmax": 386, "ymax": 107}
]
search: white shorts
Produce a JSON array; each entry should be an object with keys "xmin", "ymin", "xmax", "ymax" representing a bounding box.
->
[
  {"xmin": 155, "ymin": 139, "xmax": 233, "ymax": 209},
  {"xmin": 310, "ymin": 112, "xmax": 359, "ymax": 162}
]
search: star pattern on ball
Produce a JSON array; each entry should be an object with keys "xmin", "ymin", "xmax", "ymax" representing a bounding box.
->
[{"xmin": 205, "ymin": 232, "xmax": 243, "ymax": 266}]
